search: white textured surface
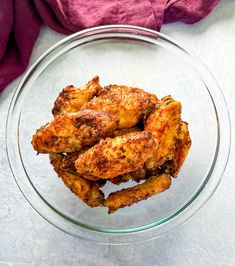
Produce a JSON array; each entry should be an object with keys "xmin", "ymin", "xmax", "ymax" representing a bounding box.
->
[{"xmin": 0, "ymin": 0, "xmax": 235, "ymax": 265}]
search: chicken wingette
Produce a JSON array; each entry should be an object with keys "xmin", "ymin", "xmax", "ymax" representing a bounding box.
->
[
  {"xmin": 84, "ymin": 85, "xmax": 158, "ymax": 128},
  {"xmin": 53, "ymin": 150, "xmax": 147, "ymax": 184},
  {"xmin": 160, "ymin": 121, "xmax": 191, "ymax": 177},
  {"xmin": 32, "ymin": 109, "xmax": 117, "ymax": 153},
  {"xmin": 50, "ymin": 153, "xmax": 104, "ymax": 207},
  {"xmin": 145, "ymin": 96, "xmax": 191, "ymax": 176},
  {"xmin": 52, "ymin": 76, "xmax": 102, "ymax": 116},
  {"xmin": 104, "ymin": 174, "xmax": 171, "ymax": 213},
  {"xmin": 75, "ymin": 131, "xmax": 156, "ymax": 180}
]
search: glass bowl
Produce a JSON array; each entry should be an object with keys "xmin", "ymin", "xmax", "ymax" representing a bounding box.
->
[{"xmin": 6, "ymin": 25, "xmax": 230, "ymax": 245}]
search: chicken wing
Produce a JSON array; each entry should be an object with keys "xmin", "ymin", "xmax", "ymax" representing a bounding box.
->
[
  {"xmin": 50, "ymin": 153, "xmax": 104, "ymax": 207},
  {"xmin": 145, "ymin": 96, "xmax": 191, "ymax": 176},
  {"xmin": 160, "ymin": 121, "xmax": 191, "ymax": 177},
  {"xmin": 55, "ymin": 150, "xmax": 147, "ymax": 184},
  {"xmin": 75, "ymin": 131, "xmax": 156, "ymax": 180},
  {"xmin": 52, "ymin": 76, "xmax": 102, "ymax": 116},
  {"xmin": 84, "ymin": 85, "xmax": 158, "ymax": 128},
  {"xmin": 32, "ymin": 109, "xmax": 117, "ymax": 153},
  {"xmin": 104, "ymin": 174, "xmax": 171, "ymax": 213},
  {"xmin": 145, "ymin": 96, "xmax": 182, "ymax": 172}
]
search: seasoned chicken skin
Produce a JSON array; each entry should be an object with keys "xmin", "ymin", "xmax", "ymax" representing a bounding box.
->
[
  {"xmin": 55, "ymin": 150, "xmax": 147, "ymax": 184},
  {"xmin": 49, "ymin": 151, "xmax": 80, "ymax": 175},
  {"xmin": 113, "ymin": 127, "xmax": 141, "ymax": 137},
  {"xmin": 50, "ymin": 153, "xmax": 104, "ymax": 207},
  {"xmin": 110, "ymin": 168, "xmax": 147, "ymax": 184},
  {"xmin": 145, "ymin": 96, "xmax": 191, "ymax": 176},
  {"xmin": 32, "ymin": 109, "xmax": 117, "ymax": 153},
  {"xmin": 84, "ymin": 85, "xmax": 158, "ymax": 128},
  {"xmin": 52, "ymin": 76, "xmax": 102, "ymax": 116},
  {"xmin": 160, "ymin": 121, "xmax": 191, "ymax": 177},
  {"xmin": 104, "ymin": 174, "xmax": 171, "ymax": 213},
  {"xmin": 75, "ymin": 131, "xmax": 156, "ymax": 180}
]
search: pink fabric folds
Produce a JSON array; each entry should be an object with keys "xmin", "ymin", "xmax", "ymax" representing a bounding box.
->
[{"xmin": 0, "ymin": 0, "xmax": 221, "ymax": 92}]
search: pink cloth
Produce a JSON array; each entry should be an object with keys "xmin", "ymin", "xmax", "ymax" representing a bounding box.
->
[{"xmin": 0, "ymin": 0, "xmax": 221, "ymax": 92}]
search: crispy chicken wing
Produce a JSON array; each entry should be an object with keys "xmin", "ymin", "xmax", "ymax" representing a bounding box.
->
[
  {"xmin": 160, "ymin": 121, "xmax": 191, "ymax": 177},
  {"xmin": 104, "ymin": 174, "xmax": 171, "ymax": 213},
  {"xmin": 75, "ymin": 131, "xmax": 156, "ymax": 180},
  {"xmin": 145, "ymin": 96, "xmax": 191, "ymax": 176},
  {"xmin": 84, "ymin": 85, "xmax": 158, "ymax": 128},
  {"xmin": 50, "ymin": 153, "xmax": 104, "ymax": 207},
  {"xmin": 32, "ymin": 109, "xmax": 117, "ymax": 153},
  {"xmin": 145, "ymin": 96, "xmax": 181, "ymax": 171},
  {"xmin": 52, "ymin": 76, "xmax": 102, "ymax": 116},
  {"xmin": 55, "ymin": 150, "xmax": 147, "ymax": 184}
]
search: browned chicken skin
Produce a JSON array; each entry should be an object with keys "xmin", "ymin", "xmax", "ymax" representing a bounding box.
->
[
  {"xmin": 50, "ymin": 153, "xmax": 104, "ymax": 207},
  {"xmin": 160, "ymin": 121, "xmax": 191, "ymax": 177},
  {"xmin": 31, "ymin": 109, "xmax": 117, "ymax": 153},
  {"xmin": 55, "ymin": 150, "xmax": 147, "ymax": 184},
  {"xmin": 84, "ymin": 85, "xmax": 158, "ymax": 128},
  {"xmin": 52, "ymin": 76, "xmax": 102, "ymax": 116},
  {"xmin": 75, "ymin": 131, "xmax": 156, "ymax": 180},
  {"xmin": 145, "ymin": 96, "xmax": 191, "ymax": 177},
  {"xmin": 49, "ymin": 151, "xmax": 81, "ymax": 176},
  {"xmin": 104, "ymin": 174, "xmax": 171, "ymax": 213}
]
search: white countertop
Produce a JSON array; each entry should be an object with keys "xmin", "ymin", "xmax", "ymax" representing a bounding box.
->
[{"xmin": 1, "ymin": 0, "xmax": 235, "ymax": 265}]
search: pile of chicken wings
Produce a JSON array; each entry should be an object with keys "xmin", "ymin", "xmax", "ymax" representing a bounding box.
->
[{"xmin": 32, "ymin": 76, "xmax": 191, "ymax": 213}]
